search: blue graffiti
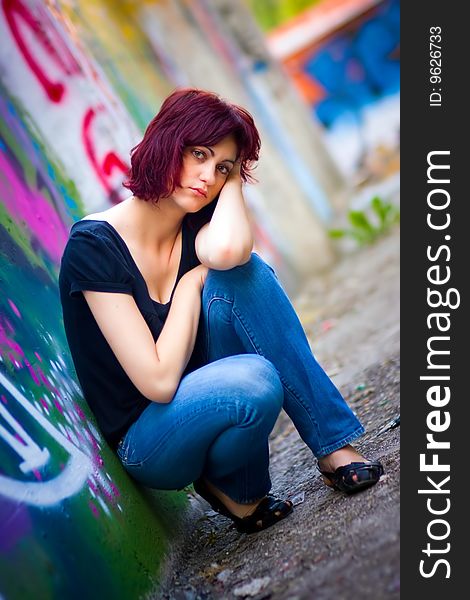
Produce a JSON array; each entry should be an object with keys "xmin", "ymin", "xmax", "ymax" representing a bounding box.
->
[{"xmin": 305, "ymin": 0, "xmax": 400, "ymax": 128}]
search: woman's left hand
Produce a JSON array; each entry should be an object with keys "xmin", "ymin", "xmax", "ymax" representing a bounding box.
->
[{"xmin": 225, "ymin": 159, "xmax": 242, "ymax": 185}]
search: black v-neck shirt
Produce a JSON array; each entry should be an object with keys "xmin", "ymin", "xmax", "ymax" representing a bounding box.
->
[{"xmin": 59, "ymin": 215, "xmax": 202, "ymax": 449}]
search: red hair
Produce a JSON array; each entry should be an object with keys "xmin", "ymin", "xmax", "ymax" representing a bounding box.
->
[{"xmin": 123, "ymin": 88, "xmax": 261, "ymax": 202}]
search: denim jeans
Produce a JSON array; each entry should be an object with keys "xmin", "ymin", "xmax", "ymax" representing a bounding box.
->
[{"xmin": 117, "ymin": 253, "xmax": 364, "ymax": 503}]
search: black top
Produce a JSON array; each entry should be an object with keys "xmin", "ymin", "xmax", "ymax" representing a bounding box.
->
[{"xmin": 59, "ymin": 213, "xmax": 205, "ymax": 450}]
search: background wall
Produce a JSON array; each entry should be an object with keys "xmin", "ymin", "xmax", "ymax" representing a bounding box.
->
[
  {"xmin": 0, "ymin": 1, "xmax": 399, "ymax": 598},
  {"xmin": 267, "ymin": 0, "xmax": 400, "ymax": 177}
]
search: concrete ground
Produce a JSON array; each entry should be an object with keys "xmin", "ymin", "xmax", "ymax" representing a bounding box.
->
[{"xmin": 156, "ymin": 225, "xmax": 400, "ymax": 600}]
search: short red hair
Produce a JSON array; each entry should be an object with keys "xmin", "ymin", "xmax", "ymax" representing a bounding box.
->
[{"xmin": 123, "ymin": 88, "xmax": 261, "ymax": 202}]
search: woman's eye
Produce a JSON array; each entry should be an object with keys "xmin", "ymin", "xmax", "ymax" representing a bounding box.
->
[
  {"xmin": 218, "ymin": 165, "xmax": 229, "ymax": 175},
  {"xmin": 193, "ymin": 149, "xmax": 205, "ymax": 159}
]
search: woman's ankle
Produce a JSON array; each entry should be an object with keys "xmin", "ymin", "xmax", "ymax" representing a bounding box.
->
[
  {"xmin": 203, "ymin": 478, "xmax": 264, "ymax": 518},
  {"xmin": 318, "ymin": 444, "xmax": 367, "ymax": 473}
]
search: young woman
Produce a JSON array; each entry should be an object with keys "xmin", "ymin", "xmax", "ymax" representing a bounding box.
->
[{"xmin": 59, "ymin": 88, "xmax": 383, "ymax": 535}]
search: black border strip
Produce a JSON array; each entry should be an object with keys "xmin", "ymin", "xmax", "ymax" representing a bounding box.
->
[{"xmin": 401, "ymin": 2, "xmax": 466, "ymax": 596}]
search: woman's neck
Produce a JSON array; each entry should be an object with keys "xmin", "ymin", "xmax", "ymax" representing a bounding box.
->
[{"xmin": 109, "ymin": 195, "xmax": 184, "ymax": 251}]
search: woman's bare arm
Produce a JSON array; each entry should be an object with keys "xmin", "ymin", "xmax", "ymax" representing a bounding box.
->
[
  {"xmin": 83, "ymin": 265, "xmax": 207, "ymax": 404},
  {"xmin": 195, "ymin": 163, "xmax": 254, "ymax": 270}
]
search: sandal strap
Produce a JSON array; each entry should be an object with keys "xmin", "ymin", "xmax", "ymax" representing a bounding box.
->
[
  {"xmin": 318, "ymin": 460, "xmax": 384, "ymax": 494},
  {"xmin": 236, "ymin": 496, "xmax": 293, "ymax": 533},
  {"xmin": 193, "ymin": 479, "xmax": 293, "ymax": 534}
]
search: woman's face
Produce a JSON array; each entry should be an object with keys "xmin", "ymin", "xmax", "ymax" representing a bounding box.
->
[{"xmin": 172, "ymin": 135, "xmax": 238, "ymax": 212}]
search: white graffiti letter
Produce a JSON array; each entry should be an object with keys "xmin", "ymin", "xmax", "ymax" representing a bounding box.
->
[{"xmin": 0, "ymin": 403, "xmax": 50, "ymax": 473}]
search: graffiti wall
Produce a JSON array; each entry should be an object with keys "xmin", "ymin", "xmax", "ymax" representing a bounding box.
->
[
  {"xmin": 0, "ymin": 2, "xmax": 188, "ymax": 597},
  {"xmin": 267, "ymin": 0, "xmax": 400, "ymax": 175},
  {"xmin": 0, "ymin": 87, "xmax": 188, "ymax": 600},
  {"xmin": 0, "ymin": 0, "xmax": 143, "ymax": 210}
]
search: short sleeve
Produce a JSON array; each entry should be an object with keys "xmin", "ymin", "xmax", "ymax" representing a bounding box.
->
[{"xmin": 61, "ymin": 229, "xmax": 135, "ymax": 297}]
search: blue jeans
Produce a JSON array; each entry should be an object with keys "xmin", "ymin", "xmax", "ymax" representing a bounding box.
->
[{"xmin": 117, "ymin": 254, "xmax": 364, "ymax": 503}]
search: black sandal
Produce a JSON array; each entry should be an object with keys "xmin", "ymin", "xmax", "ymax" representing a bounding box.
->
[
  {"xmin": 318, "ymin": 460, "xmax": 384, "ymax": 494},
  {"xmin": 193, "ymin": 479, "xmax": 293, "ymax": 534}
]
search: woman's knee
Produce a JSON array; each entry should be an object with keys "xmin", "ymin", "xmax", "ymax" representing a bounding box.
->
[
  {"xmin": 225, "ymin": 354, "xmax": 284, "ymax": 416},
  {"xmin": 205, "ymin": 253, "xmax": 276, "ymax": 290}
]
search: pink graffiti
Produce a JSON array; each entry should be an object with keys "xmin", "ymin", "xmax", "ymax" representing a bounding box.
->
[
  {"xmin": 14, "ymin": 432, "xmax": 24, "ymax": 444},
  {"xmin": 0, "ymin": 322, "xmax": 48, "ymax": 398},
  {"xmin": 3, "ymin": 318, "xmax": 14, "ymax": 334},
  {"xmin": 73, "ymin": 403, "xmax": 86, "ymax": 421},
  {"xmin": 88, "ymin": 501, "xmax": 100, "ymax": 519},
  {"xmin": 0, "ymin": 153, "xmax": 68, "ymax": 263},
  {"xmin": 0, "ymin": 322, "xmax": 24, "ymax": 358},
  {"xmin": 2, "ymin": 0, "xmax": 81, "ymax": 102},
  {"xmin": 109, "ymin": 481, "xmax": 120, "ymax": 498},
  {"xmin": 7, "ymin": 299, "xmax": 21, "ymax": 318},
  {"xmin": 37, "ymin": 366, "xmax": 53, "ymax": 391},
  {"xmin": 98, "ymin": 480, "xmax": 116, "ymax": 503},
  {"xmin": 7, "ymin": 353, "xmax": 21, "ymax": 368},
  {"xmin": 86, "ymin": 430, "xmax": 99, "ymax": 451},
  {"xmin": 53, "ymin": 399, "xmax": 64, "ymax": 414},
  {"xmin": 1, "ymin": 286, "xmax": 59, "ymax": 397},
  {"xmin": 82, "ymin": 107, "xmax": 129, "ymax": 204},
  {"xmin": 23, "ymin": 358, "xmax": 41, "ymax": 386}
]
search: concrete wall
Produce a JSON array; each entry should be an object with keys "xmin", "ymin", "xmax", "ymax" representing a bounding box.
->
[{"xmin": 0, "ymin": 1, "xmax": 355, "ymax": 597}]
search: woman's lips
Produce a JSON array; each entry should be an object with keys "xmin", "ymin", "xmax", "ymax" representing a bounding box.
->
[{"xmin": 190, "ymin": 187, "xmax": 207, "ymax": 197}]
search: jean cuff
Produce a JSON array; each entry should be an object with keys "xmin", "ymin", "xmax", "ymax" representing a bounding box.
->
[
  {"xmin": 315, "ymin": 425, "xmax": 365, "ymax": 458},
  {"xmin": 202, "ymin": 475, "xmax": 271, "ymax": 505}
]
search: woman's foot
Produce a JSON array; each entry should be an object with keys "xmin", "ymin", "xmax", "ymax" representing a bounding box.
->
[
  {"xmin": 317, "ymin": 445, "xmax": 384, "ymax": 493},
  {"xmin": 193, "ymin": 478, "xmax": 293, "ymax": 533},
  {"xmin": 317, "ymin": 444, "xmax": 367, "ymax": 476}
]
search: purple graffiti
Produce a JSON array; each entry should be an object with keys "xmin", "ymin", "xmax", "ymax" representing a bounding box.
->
[{"xmin": 0, "ymin": 501, "xmax": 32, "ymax": 553}]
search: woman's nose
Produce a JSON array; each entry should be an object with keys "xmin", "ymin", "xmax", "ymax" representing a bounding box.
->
[{"xmin": 199, "ymin": 163, "xmax": 216, "ymax": 185}]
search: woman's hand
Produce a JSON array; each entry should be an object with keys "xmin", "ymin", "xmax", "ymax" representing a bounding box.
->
[{"xmin": 225, "ymin": 159, "xmax": 242, "ymax": 185}]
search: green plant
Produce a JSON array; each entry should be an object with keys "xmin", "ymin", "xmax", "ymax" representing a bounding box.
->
[{"xmin": 328, "ymin": 196, "xmax": 400, "ymax": 246}]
